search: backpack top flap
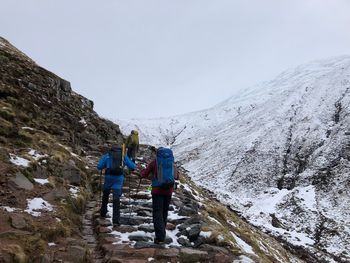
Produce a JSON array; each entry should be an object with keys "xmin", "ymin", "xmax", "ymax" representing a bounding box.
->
[
  {"xmin": 155, "ymin": 148, "xmax": 174, "ymax": 188},
  {"xmin": 107, "ymin": 147, "xmax": 123, "ymax": 175},
  {"xmin": 131, "ymin": 132, "xmax": 139, "ymax": 146}
]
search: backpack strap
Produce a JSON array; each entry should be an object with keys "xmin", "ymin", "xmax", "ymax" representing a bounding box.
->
[{"xmin": 122, "ymin": 143, "xmax": 125, "ymax": 161}]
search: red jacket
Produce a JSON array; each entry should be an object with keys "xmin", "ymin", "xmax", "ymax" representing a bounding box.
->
[{"xmin": 141, "ymin": 159, "xmax": 178, "ymax": 196}]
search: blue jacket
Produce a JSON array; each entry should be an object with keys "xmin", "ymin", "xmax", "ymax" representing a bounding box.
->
[
  {"xmin": 97, "ymin": 153, "xmax": 136, "ymax": 193},
  {"xmin": 97, "ymin": 153, "xmax": 136, "ymax": 173}
]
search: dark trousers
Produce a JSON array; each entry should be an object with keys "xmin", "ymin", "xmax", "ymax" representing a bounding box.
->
[
  {"xmin": 100, "ymin": 189, "xmax": 120, "ymax": 224},
  {"xmin": 127, "ymin": 147, "xmax": 136, "ymax": 162},
  {"xmin": 152, "ymin": 194, "xmax": 171, "ymax": 242}
]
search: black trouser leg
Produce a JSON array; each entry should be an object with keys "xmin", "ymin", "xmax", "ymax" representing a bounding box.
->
[
  {"xmin": 127, "ymin": 147, "xmax": 136, "ymax": 163},
  {"xmin": 127, "ymin": 148, "xmax": 132, "ymax": 159},
  {"xmin": 152, "ymin": 194, "xmax": 166, "ymax": 242},
  {"xmin": 162, "ymin": 195, "xmax": 171, "ymax": 227},
  {"xmin": 112, "ymin": 190, "xmax": 120, "ymax": 224},
  {"xmin": 100, "ymin": 189, "xmax": 110, "ymax": 217}
]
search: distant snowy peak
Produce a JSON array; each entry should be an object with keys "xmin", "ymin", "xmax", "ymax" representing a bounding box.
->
[
  {"xmin": 117, "ymin": 56, "xmax": 350, "ymax": 262},
  {"xmin": 118, "ymin": 55, "xmax": 350, "ymax": 147}
]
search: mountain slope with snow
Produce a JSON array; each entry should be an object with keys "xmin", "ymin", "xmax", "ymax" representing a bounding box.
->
[{"xmin": 118, "ymin": 56, "xmax": 350, "ymax": 262}]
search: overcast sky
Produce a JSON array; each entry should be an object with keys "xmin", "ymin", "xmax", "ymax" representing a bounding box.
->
[{"xmin": 1, "ymin": 0, "xmax": 350, "ymax": 119}]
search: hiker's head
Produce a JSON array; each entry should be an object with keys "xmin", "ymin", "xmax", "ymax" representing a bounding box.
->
[{"xmin": 131, "ymin": 130, "xmax": 139, "ymax": 135}]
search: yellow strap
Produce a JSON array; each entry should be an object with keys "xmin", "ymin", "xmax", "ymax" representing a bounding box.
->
[{"xmin": 122, "ymin": 143, "xmax": 125, "ymax": 161}]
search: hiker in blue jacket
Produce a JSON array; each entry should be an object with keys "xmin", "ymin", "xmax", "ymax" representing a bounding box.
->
[{"xmin": 97, "ymin": 145, "xmax": 136, "ymax": 226}]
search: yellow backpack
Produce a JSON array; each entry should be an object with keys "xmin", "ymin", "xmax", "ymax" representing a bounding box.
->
[{"xmin": 130, "ymin": 130, "xmax": 139, "ymax": 146}]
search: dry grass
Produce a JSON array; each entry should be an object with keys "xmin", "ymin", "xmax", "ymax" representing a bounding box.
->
[{"xmin": 41, "ymin": 223, "xmax": 70, "ymax": 241}]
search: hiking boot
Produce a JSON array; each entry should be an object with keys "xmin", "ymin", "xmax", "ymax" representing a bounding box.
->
[
  {"xmin": 154, "ymin": 239, "xmax": 165, "ymax": 245},
  {"xmin": 113, "ymin": 223, "xmax": 120, "ymax": 228}
]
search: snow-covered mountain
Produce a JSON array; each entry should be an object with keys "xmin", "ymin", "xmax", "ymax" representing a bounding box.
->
[{"xmin": 118, "ymin": 56, "xmax": 350, "ymax": 262}]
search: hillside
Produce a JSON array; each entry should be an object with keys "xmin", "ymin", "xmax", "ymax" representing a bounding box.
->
[
  {"xmin": 0, "ymin": 37, "xmax": 306, "ymax": 262},
  {"xmin": 119, "ymin": 56, "xmax": 350, "ymax": 263},
  {"xmin": 0, "ymin": 36, "xmax": 124, "ymax": 261}
]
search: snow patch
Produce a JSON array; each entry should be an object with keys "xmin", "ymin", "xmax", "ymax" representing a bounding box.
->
[
  {"xmin": 69, "ymin": 186, "xmax": 80, "ymax": 198},
  {"xmin": 2, "ymin": 206, "xmax": 17, "ymax": 212},
  {"xmin": 34, "ymin": 178, "xmax": 49, "ymax": 185},
  {"xmin": 79, "ymin": 118, "xmax": 88, "ymax": 127},
  {"xmin": 25, "ymin": 198, "xmax": 54, "ymax": 217},
  {"xmin": 28, "ymin": 149, "xmax": 48, "ymax": 161},
  {"xmin": 200, "ymin": 231, "xmax": 212, "ymax": 238},
  {"xmin": 208, "ymin": 215, "xmax": 222, "ymax": 225},
  {"xmin": 9, "ymin": 154, "xmax": 30, "ymax": 167},
  {"xmin": 231, "ymin": 232, "xmax": 256, "ymax": 255}
]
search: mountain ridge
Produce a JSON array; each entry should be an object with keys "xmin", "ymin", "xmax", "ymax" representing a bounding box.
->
[{"xmin": 119, "ymin": 56, "xmax": 350, "ymax": 262}]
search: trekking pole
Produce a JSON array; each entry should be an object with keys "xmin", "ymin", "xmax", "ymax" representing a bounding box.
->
[
  {"xmin": 128, "ymin": 171, "xmax": 132, "ymax": 219},
  {"xmin": 136, "ymin": 177, "xmax": 142, "ymax": 195},
  {"xmin": 99, "ymin": 170, "xmax": 102, "ymax": 207}
]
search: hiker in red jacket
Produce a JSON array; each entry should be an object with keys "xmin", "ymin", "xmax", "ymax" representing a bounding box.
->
[{"xmin": 141, "ymin": 147, "xmax": 179, "ymax": 244}]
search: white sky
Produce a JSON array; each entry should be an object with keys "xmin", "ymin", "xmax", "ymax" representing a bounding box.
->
[{"xmin": 1, "ymin": 0, "xmax": 350, "ymax": 119}]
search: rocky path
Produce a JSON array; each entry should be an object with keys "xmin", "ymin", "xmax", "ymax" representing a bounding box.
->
[
  {"xmin": 82, "ymin": 200, "xmax": 104, "ymax": 263},
  {"xmin": 82, "ymin": 156, "xmax": 236, "ymax": 263}
]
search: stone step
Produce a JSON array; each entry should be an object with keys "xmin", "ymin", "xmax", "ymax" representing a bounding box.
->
[{"xmin": 120, "ymin": 215, "xmax": 152, "ymax": 225}]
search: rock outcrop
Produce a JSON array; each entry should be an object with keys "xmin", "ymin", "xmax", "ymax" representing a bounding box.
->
[{"xmin": 0, "ymin": 36, "xmax": 122, "ymax": 262}]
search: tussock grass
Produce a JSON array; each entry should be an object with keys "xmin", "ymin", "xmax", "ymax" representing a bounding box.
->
[{"xmin": 41, "ymin": 223, "xmax": 70, "ymax": 241}]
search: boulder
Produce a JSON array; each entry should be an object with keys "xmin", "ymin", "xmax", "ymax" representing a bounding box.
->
[
  {"xmin": 32, "ymin": 165, "xmax": 48, "ymax": 179},
  {"xmin": 164, "ymin": 236, "xmax": 173, "ymax": 244},
  {"xmin": 59, "ymin": 78, "xmax": 71, "ymax": 93},
  {"xmin": 128, "ymin": 234, "xmax": 152, "ymax": 242},
  {"xmin": 138, "ymin": 224, "xmax": 154, "ymax": 233},
  {"xmin": 166, "ymin": 222, "xmax": 176, "ymax": 230},
  {"xmin": 154, "ymin": 248, "xmax": 179, "ymax": 260},
  {"xmin": 133, "ymin": 241, "xmax": 157, "ymax": 249},
  {"xmin": 81, "ymin": 98, "xmax": 94, "ymax": 110},
  {"xmin": 61, "ymin": 163, "xmax": 81, "ymax": 185},
  {"xmin": 110, "ymin": 247, "xmax": 155, "ymax": 259},
  {"xmin": 179, "ymin": 248, "xmax": 208, "ymax": 262},
  {"xmin": 179, "ymin": 202, "xmax": 198, "ymax": 216},
  {"xmin": 187, "ymin": 224, "xmax": 201, "ymax": 241},
  {"xmin": 120, "ymin": 215, "xmax": 151, "ymax": 225},
  {"xmin": 137, "ymin": 210, "xmax": 152, "ymax": 217},
  {"xmin": 178, "ymin": 217, "xmax": 203, "ymax": 231},
  {"xmin": 177, "ymin": 237, "xmax": 192, "ymax": 247},
  {"xmin": 10, "ymin": 214, "xmax": 27, "ymax": 230},
  {"xmin": 116, "ymin": 225, "xmax": 137, "ymax": 233},
  {"xmin": 66, "ymin": 246, "xmax": 87, "ymax": 262},
  {"xmin": 9, "ymin": 172, "xmax": 33, "ymax": 190},
  {"xmin": 44, "ymin": 186, "xmax": 69, "ymax": 201},
  {"xmin": 193, "ymin": 236, "xmax": 205, "ymax": 248}
]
